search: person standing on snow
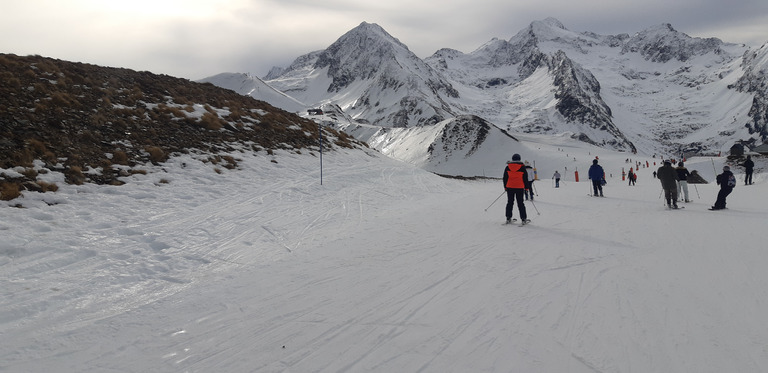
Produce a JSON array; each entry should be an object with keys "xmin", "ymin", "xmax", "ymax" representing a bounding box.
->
[
  {"xmin": 503, "ymin": 154, "xmax": 529, "ymax": 224},
  {"xmin": 588, "ymin": 159, "xmax": 605, "ymax": 197},
  {"xmin": 657, "ymin": 160, "xmax": 679, "ymax": 209},
  {"xmin": 523, "ymin": 161, "xmax": 535, "ymax": 200},
  {"xmin": 711, "ymin": 165, "xmax": 736, "ymax": 210},
  {"xmin": 628, "ymin": 169, "xmax": 636, "ymax": 186},
  {"xmin": 742, "ymin": 155, "xmax": 755, "ymax": 185},
  {"xmin": 552, "ymin": 170, "xmax": 561, "ymax": 188},
  {"xmin": 676, "ymin": 161, "xmax": 691, "ymax": 202}
]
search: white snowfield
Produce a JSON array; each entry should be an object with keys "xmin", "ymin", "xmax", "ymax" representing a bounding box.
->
[{"xmin": 1, "ymin": 145, "xmax": 766, "ymax": 372}]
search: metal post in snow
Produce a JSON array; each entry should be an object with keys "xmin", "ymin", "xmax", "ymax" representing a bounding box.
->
[{"xmin": 319, "ymin": 121, "xmax": 323, "ymax": 185}]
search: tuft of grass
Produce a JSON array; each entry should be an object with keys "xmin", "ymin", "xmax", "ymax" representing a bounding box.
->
[
  {"xmin": 64, "ymin": 166, "xmax": 85, "ymax": 185},
  {"xmin": 0, "ymin": 182, "xmax": 21, "ymax": 201},
  {"xmin": 200, "ymin": 112, "xmax": 223, "ymax": 131},
  {"xmin": 112, "ymin": 150, "xmax": 129, "ymax": 165},
  {"xmin": 145, "ymin": 146, "xmax": 166, "ymax": 164},
  {"xmin": 37, "ymin": 180, "xmax": 59, "ymax": 192}
]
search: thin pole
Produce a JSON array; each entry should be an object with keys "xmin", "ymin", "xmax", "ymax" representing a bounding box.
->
[
  {"xmin": 529, "ymin": 199, "xmax": 541, "ymax": 215},
  {"xmin": 319, "ymin": 122, "xmax": 323, "ymax": 185},
  {"xmin": 485, "ymin": 190, "xmax": 506, "ymax": 211}
]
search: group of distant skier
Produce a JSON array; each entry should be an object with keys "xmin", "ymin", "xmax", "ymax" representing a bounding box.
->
[{"xmin": 502, "ymin": 153, "xmax": 757, "ymax": 224}]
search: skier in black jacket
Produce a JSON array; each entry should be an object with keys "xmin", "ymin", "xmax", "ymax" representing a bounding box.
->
[
  {"xmin": 742, "ymin": 155, "xmax": 755, "ymax": 185},
  {"xmin": 657, "ymin": 160, "xmax": 679, "ymax": 209},
  {"xmin": 711, "ymin": 165, "xmax": 735, "ymax": 210}
]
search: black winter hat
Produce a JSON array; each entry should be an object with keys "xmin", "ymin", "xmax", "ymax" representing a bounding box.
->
[
  {"xmin": 512, "ymin": 153, "xmax": 521, "ymax": 161},
  {"xmin": 592, "ymin": 159, "xmax": 598, "ymax": 164}
]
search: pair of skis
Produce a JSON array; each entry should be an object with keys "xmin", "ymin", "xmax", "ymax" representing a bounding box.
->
[{"xmin": 504, "ymin": 218, "xmax": 531, "ymax": 226}]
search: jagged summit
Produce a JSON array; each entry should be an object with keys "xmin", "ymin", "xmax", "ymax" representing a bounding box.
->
[
  {"xmin": 535, "ymin": 17, "xmax": 567, "ymax": 29},
  {"xmin": 623, "ymin": 23, "xmax": 726, "ymax": 62},
  {"xmin": 526, "ymin": 17, "xmax": 570, "ymax": 38},
  {"xmin": 509, "ymin": 17, "xmax": 580, "ymax": 47},
  {"xmin": 343, "ymin": 21, "xmax": 409, "ymax": 50},
  {"xmin": 264, "ymin": 21, "xmax": 458, "ymax": 128},
  {"xmin": 316, "ymin": 21, "xmax": 414, "ymax": 92}
]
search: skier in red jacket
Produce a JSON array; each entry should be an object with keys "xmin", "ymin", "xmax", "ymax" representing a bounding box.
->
[{"xmin": 503, "ymin": 153, "xmax": 529, "ymax": 224}]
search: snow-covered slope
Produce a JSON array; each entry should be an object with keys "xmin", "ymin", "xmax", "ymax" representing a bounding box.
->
[
  {"xmin": 197, "ymin": 72, "xmax": 307, "ymax": 113},
  {"xmin": 338, "ymin": 114, "xmax": 611, "ymax": 178},
  {"xmin": 2, "ymin": 142, "xmax": 768, "ymax": 372}
]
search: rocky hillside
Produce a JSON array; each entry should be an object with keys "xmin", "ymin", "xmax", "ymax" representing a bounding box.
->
[
  {"xmin": 731, "ymin": 43, "xmax": 768, "ymax": 143},
  {"xmin": 0, "ymin": 54, "xmax": 362, "ymax": 200}
]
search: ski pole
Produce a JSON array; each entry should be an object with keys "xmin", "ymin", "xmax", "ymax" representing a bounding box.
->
[
  {"xmin": 529, "ymin": 199, "xmax": 541, "ymax": 215},
  {"xmin": 693, "ymin": 183, "xmax": 700, "ymax": 199},
  {"xmin": 485, "ymin": 190, "xmax": 506, "ymax": 211}
]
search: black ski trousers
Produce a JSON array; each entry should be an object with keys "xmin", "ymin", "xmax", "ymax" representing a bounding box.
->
[
  {"xmin": 663, "ymin": 187, "xmax": 678, "ymax": 206},
  {"xmin": 714, "ymin": 187, "xmax": 733, "ymax": 209},
  {"xmin": 591, "ymin": 179, "xmax": 603, "ymax": 196},
  {"xmin": 505, "ymin": 188, "xmax": 527, "ymax": 221}
]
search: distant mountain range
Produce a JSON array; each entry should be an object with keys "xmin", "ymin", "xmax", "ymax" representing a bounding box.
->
[{"xmin": 201, "ymin": 17, "xmax": 768, "ymax": 172}]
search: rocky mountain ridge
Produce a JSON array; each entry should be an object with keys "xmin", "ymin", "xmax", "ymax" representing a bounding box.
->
[{"xmin": 221, "ymin": 18, "xmax": 767, "ymax": 158}]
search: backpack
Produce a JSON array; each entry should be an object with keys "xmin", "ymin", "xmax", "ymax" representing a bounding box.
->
[{"xmin": 727, "ymin": 173, "xmax": 736, "ymax": 187}]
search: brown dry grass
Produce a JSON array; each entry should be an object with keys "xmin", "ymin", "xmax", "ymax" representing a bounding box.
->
[{"xmin": 0, "ymin": 53, "xmax": 365, "ymax": 201}]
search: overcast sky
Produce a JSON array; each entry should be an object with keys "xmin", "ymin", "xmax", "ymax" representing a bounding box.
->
[{"xmin": 2, "ymin": 0, "xmax": 767, "ymax": 81}]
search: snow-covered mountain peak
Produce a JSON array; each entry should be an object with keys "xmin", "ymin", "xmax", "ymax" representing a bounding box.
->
[
  {"xmin": 529, "ymin": 17, "xmax": 568, "ymax": 35},
  {"xmin": 261, "ymin": 21, "xmax": 459, "ymax": 128},
  {"xmin": 623, "ymin": 23, "xmax": 725, "ymax": 62},
  {"xmin": 343, "ymin": 21, "xmax": 408, "ymax": 49},
  {"xmin": 316, "ymin": 22, "xmax": 416, "ymax": 92},
  {"xmin": 323, "ymin": 21, "xmax": 409, "ymax": 58},
  {"xmin": 509, "ymin": 17, "xmax": 583, "ymax": 46}
]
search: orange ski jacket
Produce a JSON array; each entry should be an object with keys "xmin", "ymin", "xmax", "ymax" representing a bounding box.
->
[{"xmin": 503, "ymin": 162, "xmax": 528, "ymax": 189}]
